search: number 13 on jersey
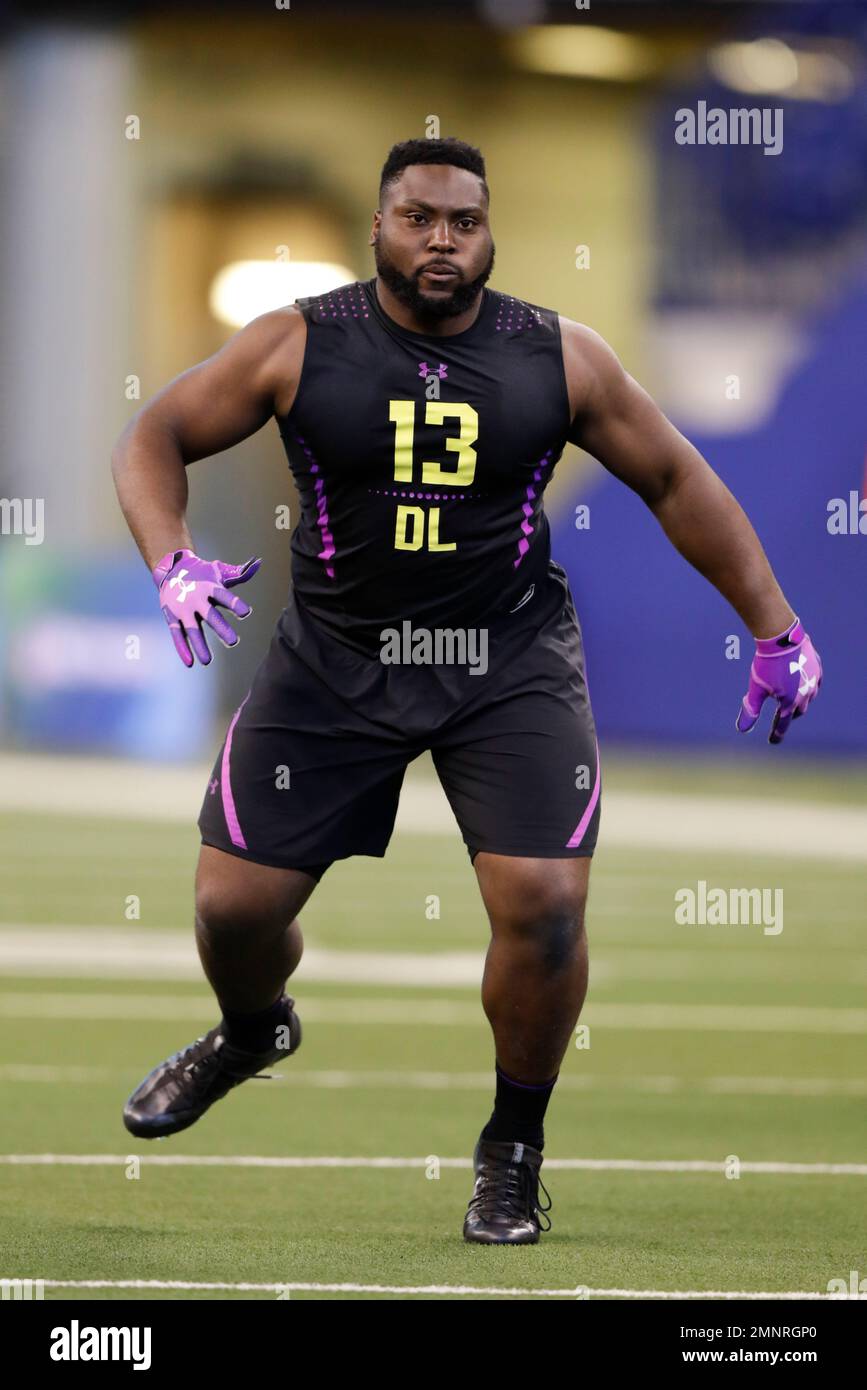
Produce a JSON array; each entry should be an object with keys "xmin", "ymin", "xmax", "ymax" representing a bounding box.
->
[{"xmin": 388, "ymin": 400, "xmax": 478, "ymax": 553}]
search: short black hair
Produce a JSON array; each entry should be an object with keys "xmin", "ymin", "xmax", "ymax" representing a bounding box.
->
[{"xmin": 378, "ymin": 137, "xmax": 489, "ymax": 206}]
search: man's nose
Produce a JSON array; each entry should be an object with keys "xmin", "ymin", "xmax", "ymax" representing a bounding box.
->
[{"xmin": 427, "ymin": 220, "xmax": 454, "ymax": 249}]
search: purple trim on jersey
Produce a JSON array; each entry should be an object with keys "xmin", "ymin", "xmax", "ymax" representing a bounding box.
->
[
  {"xmin": 513, "ymin": 450, "xmax": 553, "ymax": 567},
  {"xmin": 566, "ymin": 737, "xmax": 601, "ymax": 849},
  {"xmin": 221, "ymin": 694, "xmax": 250, "ymax": 849},
  {"xmin": 311, "ymin": 463, "xmax": 336, "ymax": 578},
  {"xmin": 286, "ymin": 423, "xmax": 336, "ymax": 580}
]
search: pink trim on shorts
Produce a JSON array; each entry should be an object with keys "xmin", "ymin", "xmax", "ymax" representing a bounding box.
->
[
  {"xmin": 221, "ymin": 693, "xmax": 250, "ymax": 849},
  {"xmin": 565, "ymin": 738, "xmax": 601, "ymax": 849}
]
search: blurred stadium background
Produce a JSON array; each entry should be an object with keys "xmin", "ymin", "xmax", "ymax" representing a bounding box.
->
[{"xmin": 0, "ymin": 0, "xmax": 864, "ymax": 1300}]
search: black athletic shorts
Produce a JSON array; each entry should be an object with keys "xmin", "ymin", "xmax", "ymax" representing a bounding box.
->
[{"xmin": 198, "ymin": 560, "xmax": 601, "ymax": 880}]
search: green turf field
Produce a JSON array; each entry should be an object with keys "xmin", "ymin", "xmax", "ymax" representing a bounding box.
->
[{"xmin": 0, "ymin": 754, "xmax": 864, "ymax": 1301}]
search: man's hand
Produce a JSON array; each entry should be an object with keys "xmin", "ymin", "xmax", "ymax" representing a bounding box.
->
[
  {"xmin": 736, "ymin": 618, "xmax": 823, "ymax": 745},
  {"xmin": 153, "ymin": 548, "xmax": 261, "ymax": 668}
]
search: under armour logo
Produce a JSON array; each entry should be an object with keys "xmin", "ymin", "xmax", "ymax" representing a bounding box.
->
[
  {"xmin": 418, "ymin": 361, "xmax": 448, "ymax": 379},
  {"xmin": 169, "ymin": 569, "xmax": 196, "ymax": 603},
  {"xmin": 789, "ymin": 652, "xmax": 817, "ymax": 696},
  {"xmin": 208, "ymin": 777, "xmax": 219, "ymax": 795}
]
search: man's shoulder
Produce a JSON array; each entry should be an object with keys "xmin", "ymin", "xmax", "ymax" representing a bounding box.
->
[
  {"xmin": 557, "ymin": 316, "xmax": 610, "ymax": 357},
  {"xmin": 244, "ymin": 305, "xmax": 308, "ymax": 420},
  {"xmin": 556, "ymin": 319, "xmax": 632, "ymax": 427},
  {"xmin": 558, "ymin": 318, "xmax": 626, "ymax": 385},
  {"xmin": 240, "ymin": 302, "xmax": 307, "ymax": 355}
]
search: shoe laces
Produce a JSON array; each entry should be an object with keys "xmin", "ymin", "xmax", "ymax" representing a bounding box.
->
[
  {"xmin": 165, "ymin": 1031, "xmax": 222, "ymax": 1083},
  {"xmin": 469, "ymin": 1154, "xmax": 553, "ymax": 1232},
  {"xmin": 167, "ymin": 1029, "xmax": 279, "ymax": 1084}
]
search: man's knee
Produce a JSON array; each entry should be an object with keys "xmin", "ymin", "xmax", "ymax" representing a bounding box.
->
[
  {"xmin": 195, "ymin": 883, "xmax": 270, "ymax": 937},
  {"xmin": 194, "ymin": 846, "xmax": 314, "ymax": 936},
  {"xmin": 486, "ymin": 863, "xmax": 589, "ymax": 970}
]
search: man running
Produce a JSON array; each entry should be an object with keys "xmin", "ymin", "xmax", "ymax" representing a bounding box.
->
[{"xmin": 111, "ymin": 137, "xmax": 822, "ymax": 1245}]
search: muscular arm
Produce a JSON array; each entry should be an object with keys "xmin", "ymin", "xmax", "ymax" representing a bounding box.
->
[
  {"xmin": 111, "ymin": 306, "xmax": 305, "ymax": 571},
  {"xmin": 560, "ymin": 319, "xmax": 795, "ymax": 639}
]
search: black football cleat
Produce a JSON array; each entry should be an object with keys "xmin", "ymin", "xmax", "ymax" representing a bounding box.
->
[
  {"xmin": 122, "ymin": 994, "xmax": 302, "ymax": 1139},
  {"xmin": 463, "ymin": 1138, "xmax": 553, "ymax": 1244}
]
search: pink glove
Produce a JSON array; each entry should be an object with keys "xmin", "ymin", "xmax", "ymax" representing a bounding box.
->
[
  {"xmin": 152, "ymin": 548, "xmax": 261, "ymax": 668},
  {"xmin": 736, "ymin": 616, "xmax": 822, "ymax": 745}
]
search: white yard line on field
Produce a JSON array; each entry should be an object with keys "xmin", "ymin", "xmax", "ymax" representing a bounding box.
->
[
  {"xmin": 5, "ymin": 1277, "xmax": 856, "ymax": 1299},
  {"xmin": 0, "ymin": 751, "xmax": 865, "ymax": 860},
  {"xmin": 6, "ymin": 984, "xmax": 867, "ymax": 1037},
  {"xmin": 0, "ymin": 1063, "xmax": 865, "ymax": 1098},
  {"xmin": 1, "ymin": 1154, "xmax": 864, "ymax": 1175},
  {"xmin": 0, "ymin": 931, "xmax": 492, "ymax": 986},
  {"xmin": 1, "ymin": 988, "xmax": 866, "ymax": 1033},
  {"xmin": 2, "ymin": 929, "xmax": 865, "ymax": 987}
]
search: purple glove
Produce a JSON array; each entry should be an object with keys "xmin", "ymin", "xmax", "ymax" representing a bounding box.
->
[
  {"xmin": 152, "ymin": 548, "xmax": 261, "ymax": 668},
  {"xmin": 736, "ymin": 616, "xmax": 822, "ymax": 745}
]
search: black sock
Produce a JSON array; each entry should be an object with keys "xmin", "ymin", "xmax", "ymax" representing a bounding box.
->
[
  {"xmin": 480, "ymin": 1061, "xmax": 559, "ymax": 1153},
  {"xmin": 220, "ymin": 994, "xmax": 288, "ymax": 1053}
]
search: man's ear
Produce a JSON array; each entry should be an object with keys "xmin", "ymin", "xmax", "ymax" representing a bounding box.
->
[{"xmin": 369, "ymin": 211, "xmax": 381, "ymax": 245}]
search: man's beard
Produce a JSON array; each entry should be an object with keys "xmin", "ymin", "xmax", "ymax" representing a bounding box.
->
[{"xmin": 373, "ymin": 238, "xmax": 495, "ymax": 324}]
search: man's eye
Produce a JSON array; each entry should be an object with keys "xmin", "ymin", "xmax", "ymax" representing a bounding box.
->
[
  {"xmin": 408, "ymin": 213, "xmax": 426, "ymax": 224},
  {"xmin": 458, "ymin": 219, "xmax": 476, "ymax": 229}
]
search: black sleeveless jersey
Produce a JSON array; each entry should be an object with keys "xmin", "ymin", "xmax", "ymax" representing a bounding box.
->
[{"xmin": 275, "ymin": 276, "xmax": 573, "ymax": 656}]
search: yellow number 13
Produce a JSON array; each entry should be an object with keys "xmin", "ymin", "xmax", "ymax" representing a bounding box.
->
[{"xmin": 388, "ymin": 400, "xmax": 479, "ymax": 486}]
